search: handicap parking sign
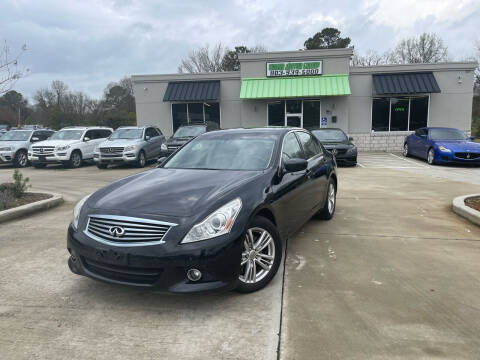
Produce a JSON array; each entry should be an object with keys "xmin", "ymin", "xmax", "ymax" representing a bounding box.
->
[{"xmin": 321, "ymin": 117, "xmax": 328, "ymax": 127}]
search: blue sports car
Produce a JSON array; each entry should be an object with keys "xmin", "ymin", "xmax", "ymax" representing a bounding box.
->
[{"xmin": 403, "ymin": 127, "xmax": 479, "ymax": 165}]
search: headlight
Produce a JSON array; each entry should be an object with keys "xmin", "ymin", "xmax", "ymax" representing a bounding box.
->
[
  {"xmin": 56, "ymin": 145, "xmax": 71, "ymax": 151},
  {"xmin": 181, "ymin": 198, "xmax": 242, "ymax": 243},
  {"xmin": 72, "ymin": 194, "xmax": 91, "ymax": 230},
  {"xmin": 346, "ymin": 146, "xmax": 357, "ymax": 153},
  {"xmin": 161, "ymin": 143, "xmax": 167, "ymax": 151},
  {"xmin": 438, "ymin": 146, "xmax": 451, "ymax": 153},
  {"xmin": 0, "ymin": 147, "xmax": 11, "ymax": 151},
  {"xmin": 124, "ymin": 145, "xmax": 137, "ymax": 152}
]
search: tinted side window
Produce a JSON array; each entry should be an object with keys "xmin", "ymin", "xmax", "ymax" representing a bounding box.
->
[
  {"xmin": 146, "ymin": 128, "xmax": 157, "ymax": 138},
  {"xmin": 84, "ymin": 130, "xmax": 95, "ymax": 139},
  {"xmin": 282, "ymin": 132, "xmax": 304, "ymax": 161},
  {"xmin": 98, "ymin": 129, "xmax": 111, "ymax": 138},
  {"xmin": 296, "ymin": 131, "xmax": 321, "ymax": 159}
]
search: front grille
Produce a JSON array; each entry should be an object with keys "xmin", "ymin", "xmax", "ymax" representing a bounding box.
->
[
  {"xmin": 100, "ymin": 147, "xmax": 124, "ymax": 154},
  {"xmin": 32, "ymin": 146, "xmax": 55, "ymax": 155},
  {"xmin": 82, "ymin": 257, "xmax": 162, "ymax": 285},
  {"xmin": 85, "ymin": 215, "xmax": 174, "ymax": 245},
  {"xmin": 100, "ymin": 153, "xmax": 123, "ymax": 158},
  {"xmin": 335, "ymin": 149, "xmax": 348, "ymax": 156},
  {"xmin": 454, "ymin": 152, "xmax": 480, "ymax": 160}
]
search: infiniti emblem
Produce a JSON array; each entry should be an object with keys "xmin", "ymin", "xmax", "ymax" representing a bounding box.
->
[{"xmin": 109, "ymin": 226, "xmax": 125, "ymax": 237}]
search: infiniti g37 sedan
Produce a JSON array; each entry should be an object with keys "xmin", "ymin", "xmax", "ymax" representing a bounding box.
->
[{"xmin": 67, "ymin": 128, "xmax": 337, "ymax": 293}]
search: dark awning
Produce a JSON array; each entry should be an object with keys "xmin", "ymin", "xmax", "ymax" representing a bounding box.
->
[
  {"xmin": 372, "ymin": 72, "xmax": 440, "ymax": 95},
  {"xmin": 163, "ymin": 80, "xmax": 220, "ymax": 102}
]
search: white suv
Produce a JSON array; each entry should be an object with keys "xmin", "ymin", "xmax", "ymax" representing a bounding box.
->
[{"xmin": 28, "ymin": 126, "xmax": 113, "ymax": 168}]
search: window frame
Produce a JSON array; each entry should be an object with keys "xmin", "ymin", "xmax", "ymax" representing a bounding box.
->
[
  {"xmin": 171, "ymin": 102, "xmax": 221, "ymax": 133},
  {"xmin": 371, "ymin": 95, "xmax": 430, "ymax": 132},
  {"xmin": 267, "ymin": 99, "xmax": 322, "ymax": 128},
  {"xmin": 280, "ymin": 131, "xmax": 305, "ymax": 164}
]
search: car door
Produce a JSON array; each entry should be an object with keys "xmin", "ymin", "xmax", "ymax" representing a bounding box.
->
[
  {"xmin": 418, "ymin": 128, "xmax": 431, "ymax": 159},
  {"xmin": 143, "ymin": 127, "xmax": 156, "ymax": 159},
  {"xmin": 150, "ymin": 128, "xmax": 164, "ymax": 158},
  {"xmin": 409, "ymin": 129, "xmax": 422, "ymax": 156},
  {"xmin": 295, "ymin": 131, "xmax": 328, "ymax": 213},
  {"xmin": 271, "ymin": 132, "xmax": 313, "ymax": 235},
  {"xmin": 82, "ymin": 130, "xmax": 97, "ymax": 159}
]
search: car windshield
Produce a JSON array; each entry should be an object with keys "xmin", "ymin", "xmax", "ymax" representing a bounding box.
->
[
  {"xmin": 311, "ymin": 129, "xmax": 348, "ymax": 142},
  {"xmin": 430, "ymin": 129, "xmax": 467, "ymax": 141},
  {"xmin": 164, "ymin": 136, "xmax": 276, "ymax": 171},
  {"xmin": 50, "ymin": 130, "xmax": 84, "ymax": 140},
  {"xmin": 173, "ymin": 126, "xmax": 206, "ymax": 138},
  {"xmin": 110, "ymin": 128, "xmax": 143, "ymax": 139},
  {"xmin": 0, "ymin": 130, "xmax": 32, "ymax": 141}
]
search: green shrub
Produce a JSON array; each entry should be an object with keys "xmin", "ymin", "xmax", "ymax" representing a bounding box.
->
[{"xmin": 12, "ymin": 169, "xmax": 30, "ymax": 197}]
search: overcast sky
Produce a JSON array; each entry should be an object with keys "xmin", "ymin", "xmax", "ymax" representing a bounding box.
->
[{"xmin": 2, "ymin": 0, "xmax": 479, "ymax": 101}]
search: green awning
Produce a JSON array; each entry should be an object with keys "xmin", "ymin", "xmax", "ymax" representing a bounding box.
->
[{"xmin": 240, "ymin": 74, "xmax": 351, "ymax": 99}]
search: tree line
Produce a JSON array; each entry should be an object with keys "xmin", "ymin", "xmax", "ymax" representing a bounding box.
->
[{"xmin": 0, "ymin": 77, "xmax": 136, "ymax": 130}]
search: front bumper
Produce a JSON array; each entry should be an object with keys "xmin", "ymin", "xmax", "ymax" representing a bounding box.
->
[
  {"xmin": 29, "ymin": 153, "xmax": 70, "ymax": 163},
  {"xmin": 67, "ymin": 224, "xmax": 243, "ymax": 293},
  {"xmin": 334, "ymin": 154, "xmax": 357, "ymax": 166},
  {"xmin": 0, "ymin": 151, "xmax": 14, "ymax": 163},
  {"xmin": 94, "ymin": 152, "xmax": 137, "ymax": 164},
  {"xmin": 435, "ymin": 151, "xmax": 480, "ymax": 165}
]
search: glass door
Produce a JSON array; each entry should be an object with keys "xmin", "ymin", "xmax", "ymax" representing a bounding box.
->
[{"xmin": 285, "ymin": 100, "xmax": 302, "ymax": 127}]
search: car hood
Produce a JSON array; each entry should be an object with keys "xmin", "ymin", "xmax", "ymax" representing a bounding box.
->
[
  {"xmin": 166, "ymin": 137, "xmax": 194, "ymax": 146},
  {"xmin": 435, "ymin": 140, "xmax": 480, "ymax": 152},
  {"xmin": 87, "ymin": 168, "xmax": 263, "ymax": 217},
  {"xmin": 0, "ymin": 140, "xmax": 28, "ymax": 149},
  {"xmin": 33, "ymin": 139, "xmax": 80, "ymax": 147},
  {"xmin": 98, "ymin": 139, "xmax": 142, "ymax": 148}
]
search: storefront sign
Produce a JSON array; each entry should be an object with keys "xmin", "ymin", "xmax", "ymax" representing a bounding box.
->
[{"xmin": 267, "ymin": 60, "xmax": 323, "ymax": 77}]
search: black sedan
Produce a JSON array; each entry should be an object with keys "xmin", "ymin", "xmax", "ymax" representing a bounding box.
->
[
  {"xmin": 160, "ymin": 122, "xmax": 220, "ymax": 156},
  {"xmin": 311, "ymin": 128, "xmax": 357, "ymax": 166},
  {"xmin": 67, "ymin": 128, "xmax": 337, "ymax": 293}
]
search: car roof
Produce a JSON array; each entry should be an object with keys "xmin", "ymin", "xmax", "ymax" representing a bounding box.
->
[{"xmin": 60, "ymin": 126, "xmax": 112, "ymax": 130}]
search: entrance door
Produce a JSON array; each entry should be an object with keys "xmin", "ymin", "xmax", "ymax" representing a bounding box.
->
[{"xmin": 286, "ymin": 116, "xmax": 301, "ymax": 127}]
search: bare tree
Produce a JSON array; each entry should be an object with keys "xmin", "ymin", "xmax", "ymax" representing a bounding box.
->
[
  {"xmin": 351, "ymin": 49, "xmax": 388, "ymax": 67},
  {"xmin": 475, "ymin": 40, "xmax": 480, "ymax": 94},
  {"xmin": 388, "ymin": 33, "xmax": 448, "ymax": 64},
  {"xmin": 178, "ymin": 44, "xmax": 225, "ymax": 73},
  {"xmin": 0, "ymin": 41, "xmax": 28, "ymax": 95}
]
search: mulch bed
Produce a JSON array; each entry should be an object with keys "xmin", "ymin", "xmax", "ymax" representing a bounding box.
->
[
  {"xmin": 4, "ymin": 193, "xmax": 53, "ymax": 210},
  {"xmin": 465, "ymin": 196, "xmax": 480, "ymax": 212}
]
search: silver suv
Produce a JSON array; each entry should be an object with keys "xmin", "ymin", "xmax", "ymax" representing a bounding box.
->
[
  {"xmin": 0, "ymin": 129, "xmax": 54, "ymax": 167},
  {"xmin": 94, "ymin": 126, "xmax": 165, "ymax": 168}
]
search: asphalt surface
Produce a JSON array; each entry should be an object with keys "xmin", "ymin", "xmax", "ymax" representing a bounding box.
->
[{"xmin": 1, "ymin": 155, "xmax": 480, "ymax": 359}]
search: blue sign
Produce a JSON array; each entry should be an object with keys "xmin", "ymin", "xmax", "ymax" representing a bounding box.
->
[{"xmin": 321, "ymin": 117, "xmax": 327, "ymax": 127}]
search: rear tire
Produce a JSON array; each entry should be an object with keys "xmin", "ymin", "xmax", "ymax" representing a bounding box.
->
[
  {"xmin": 13, "ymin": 150, "xmax": 28, "ymax": 168},
  {"xmin": 403, "ymin": 143, "xmax": 410, "ymax": 157},
  {"xmin": 316, "ymin": 178, "xmax": 336, "ymax": 220},
  {"xmin": 96, "ymin": 163, "xmax": 108, "ymax": 169},
  {"xmin": 136, "ymin": 151, "xmax": 146, "ymax": 168},
  {"xmin": 67, "ymin": 150, "xmax": 82, "ymax": 168},
  {"xmin": 235, "ymin": 216, "xmax": 282, "ymax": 293}
]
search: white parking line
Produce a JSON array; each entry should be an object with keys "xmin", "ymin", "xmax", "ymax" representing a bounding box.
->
[{"xmin": 389, "ymin": 153, "xmax": 429, "ymax": 168}]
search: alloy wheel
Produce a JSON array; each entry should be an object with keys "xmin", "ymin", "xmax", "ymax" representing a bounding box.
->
[
  {"xmin": 139, "ymin": 152, "xmax": 146, "ymax": 167},
  {"xmin": 327, "ymin": 183, "xmax": 335, "ymax": 214},
  {"xmin": 72, "ymin": 152, "xmax": 81, "ymax": 167},
  {"xmin": 18, "ymin": 152, "xmax": 27, "ymax": 167},
  {"xmin": 239, "ymin": 227, "xmax": 275, "ymax": 284},
  {"xmin": 428, "ymin": 149, "xmax": 434, "ymax": 164},
  {"xmin": 403, "ymin": 144, "xmax": 409, "ymax": 157}
]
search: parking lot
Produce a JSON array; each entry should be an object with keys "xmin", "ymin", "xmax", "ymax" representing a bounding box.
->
[{"xmin": 1, "ymin": 156, "xmax": 480, "ymax": 359}]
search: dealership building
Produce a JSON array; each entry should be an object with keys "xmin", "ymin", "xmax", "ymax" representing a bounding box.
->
[{"xmin": 132, "ymin": 48, "xmax": 476, "ymax": 151}]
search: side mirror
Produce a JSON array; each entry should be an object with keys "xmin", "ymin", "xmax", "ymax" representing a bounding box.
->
[
  {"xmin": 145, "ymin": 135, "xmax": 151, "ymax": 141},
  {"xmin": 284, "ymin": 158, "xmax": 308, "ymax": 173},
  {"xmin": 157, "ymin": 156, "xmax": 167, "ymax": 167},
  {"xmin": 31, "ymin": 137, "xmax": 40, "ymax": 142},
  {"xmin": 84, "ymin": 137, "xmax": 90, "ymax": 142},
  {"xmin": 348, "ymin": 136, "xmax": 354, "ymax": 141}
]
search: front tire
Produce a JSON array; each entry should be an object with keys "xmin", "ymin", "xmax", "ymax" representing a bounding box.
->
[
  {"xmin": 136, "ymin": 151, "xmax": 146, "ymax": 168},
  {"xmin": 427, "ymin": 148, "xmax": 435, "ymax": 165},
  {"xmin": 403, "ymin": 143, "xmax": 410, "ymax": 157},
  {"xmin": 236, "ymin": 216, "xmax": 282, "ymax": 293},
  {"xmin": 316, "ymin": 178, "xmax": 336, "ymax": 220},
  {"xmin": 67, "ymin": 150, "xmax": 82, "ymax": 168},
  {"xmin": 13, "ymin": 150, "xmax": 28, "ymax": 168}
]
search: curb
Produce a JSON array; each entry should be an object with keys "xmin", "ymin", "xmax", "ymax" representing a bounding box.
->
[
  {"xmin": 452, "ymin": 194, "xmax": 480, "ymax": 227},
  {"xmin": 0, "ymin": 192, "xmax": 64, "ymax": 224}
]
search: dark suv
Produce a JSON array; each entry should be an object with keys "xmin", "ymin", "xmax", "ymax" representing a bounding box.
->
[{"xmin": 160, "ymin": 122, "xmax": 220, "ymax": 156}]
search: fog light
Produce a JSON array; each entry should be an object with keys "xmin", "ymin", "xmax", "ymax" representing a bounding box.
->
[{"xmin": 187, "ymin": 268, "xmax": 202, "ymax": 282}]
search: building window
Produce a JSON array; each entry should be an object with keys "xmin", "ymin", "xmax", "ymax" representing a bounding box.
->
[
  {"xmin": 372, "ymin": 96, "xmax": 428, "ymax": 132},
  {"xmin": 171, "ymin": 103, "xmax": 220, "ymax": 132},
  {"xmin": 268, "ymin": 100, "xmax": 321, "ymax": 128},
  {"xmin": 268, "ymin": 102, "xmax": 285, "ymax": 126}
]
